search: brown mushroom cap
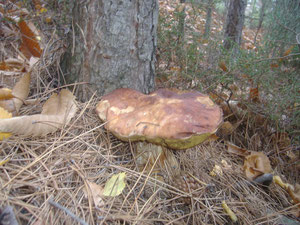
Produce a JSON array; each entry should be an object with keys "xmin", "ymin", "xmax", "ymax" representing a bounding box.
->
[{"xmin": 96, "ymin": 88, "xmax": 223, "ymax": 150}]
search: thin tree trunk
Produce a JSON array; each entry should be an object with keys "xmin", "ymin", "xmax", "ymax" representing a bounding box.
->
[
  {"xmin": 249, "ymin": 0, "xmax": 257, "ymax": 28},
  {"xmin": 204, "ymin": 0, "xmax": 213, "ymax": 37},
  {"xmin": 223, "ymin": 0, "xmax": 247, "ymax": 50},
  {"xmin": 61, "ymin": 0, "xmax": 158, "ymax": 100},
  {"xmin": 254, "ymin": 0, "xmax": 267, "ymax": 45}
]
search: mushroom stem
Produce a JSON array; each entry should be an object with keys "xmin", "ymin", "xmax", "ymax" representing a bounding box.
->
[{"xmin": 134, "ymin": 142, "xmax": 180, "ymax": 181}]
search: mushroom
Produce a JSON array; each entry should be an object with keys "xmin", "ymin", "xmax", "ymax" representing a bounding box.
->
[{"xmin": 96, "ymin": 88, "xmax": 223, "ymax": 183}]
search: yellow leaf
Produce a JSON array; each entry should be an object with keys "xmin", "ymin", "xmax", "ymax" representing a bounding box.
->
[
  {"xmin": 0, "ymin": 107, "xmax": 12, "ymax": 140},
  {"xmin": 103, "ymin": 172, "xmax": 126, "ymax": 197},
  {"xmin": 243, "ymin": 152, "xmax": 272, "ymax": 181},
  {"xmin": 222, "ymin": 200, "xmax": 237, "ymax": 222},
  {"xmin": 0, "ymin": 89, "xmax": 77, "ymax": 136},
  {"xmin": 210, "ymin": 164, "xmax": 222, "ymax": 177},
  {"xmin": 40, "ymin": 8, "xmax": 47, "ymax": 13},
  {"xmin": 288, "ymin": 184, "xmax": 300, "ymax": 206},
  {"xmin": 12, "ymin": 72, "xmax": 31, "ymax": 113},
  {"xmin": 85, "ymin": 180, "xmax": 104, "ymax": 207},
  {"xmin": 0, "ymin": 158, "xmax": 10, "ymax": 166},
  {"xmin": 273, "ymin": 175, "xmax": 292, "ymax": 190},
  {"xmin": 45, "ymin": 17, "xmax": 52, "ymax": 24},
  {"xmin": 0, "ymin": 88, "xmax": 14, "ymax": 100}
]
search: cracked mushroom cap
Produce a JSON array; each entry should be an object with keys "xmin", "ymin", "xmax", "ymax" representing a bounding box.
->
[{"xmin": 96, "ymin": 88, "xmax": 223, "ymax": 150}]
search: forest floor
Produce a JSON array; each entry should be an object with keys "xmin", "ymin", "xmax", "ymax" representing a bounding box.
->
[{"xmin": 0, "ymin": 0, "xmax": 299, "ymax": 224}]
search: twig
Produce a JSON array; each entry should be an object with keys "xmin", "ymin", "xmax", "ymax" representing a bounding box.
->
[
  {"xmin": 48, "ymin": 198, "xmax": 89, "ymax": 225},
  {"xmin": 296, "ymin": 33, "xmax": 300, "ymax": 45},
  {"xmin": 252, "ymin": 53, "xmax": 300, "ymax": 63}
]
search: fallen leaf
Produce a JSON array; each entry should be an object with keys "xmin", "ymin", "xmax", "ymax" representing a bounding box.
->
[
  {"xmin": 0, "ymin": 62, "xmax": 10, "ymax": 71},
  {"xmin": 249, "ymin": 87, "xmax": 259, "ymax": 103},
  {"xmin": 270, "ymin": 63, "xmax": 279, "ymax": 69},
  {"xmin": 0, "ymin": 89, "xmax": 77, "ymax": 136},
  {"xmin": 210, "ymin": 164, "xmax": 222, "ymax": 177},
  {"xmin": 0, "ymin": 100, "xmax": 16, "ymax": 116},
  {"xmin": 219, "ymin": 61, "xmax": 228, "ymax": 72},
  {"xmin": 12, "ymin": 72, "xmax": 31, "ymax": 113},
  {"xmin": 222, "ymin": 200, "xmax": 237, "ymax": 222},
  {"xmin": 273, "ymin": 175, "xmax": 291, "ymax": 190},
  {"xmin": 0, "ymin": 58, "xmax": 25, "ymax": 72},
  {"xmin": 274, "ymin": 176, "xmax": 300, "ymax": 213},
  {"xmin": 287, "ymin": 184, "xmax": 300, "ymax": 206},
  {"xmin": 0, "ymin": 107, "xmax": 12, "ymax": 140},
  {"xmin": 18, "ymin": 20, "xmax": 42, "ymax": 58},
  {"xmin": 103, "ymin": 172, "xmax": 126, "ymax": 197},
  {"xmin": 283, "ymin": 46, "xmax": 294, "ymax": 57},
  {"xmin": 0, "ymin": 88, "xmax": 14, "ymax": 100},
  {"xmin": 225, "ymin": 142, "xmax": 250, "ymax": 157},
  {"xmin": 0, "ymin": 73, "xmax": 30, "ymax": 115},
  {"xmin": 243, "ymin": 152, "xmax": 272, "ymax": 181},
  {"xmin": 85, "ymin": 180, "xmax": 104, "ymax": 207},
  {"xmin": 221, "ymin": 159, "xmax": 231, "ymax": 169},
  {"xmin": 217, "ymin": 121, "xmax": 234, "ymax": 138}
]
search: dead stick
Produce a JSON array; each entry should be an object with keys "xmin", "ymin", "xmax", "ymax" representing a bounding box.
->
[{"xmin": 48, "ymin": 198, "xmax": 89, "ymax": 225}]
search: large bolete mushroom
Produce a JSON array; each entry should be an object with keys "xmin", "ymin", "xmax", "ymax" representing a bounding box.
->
[
  {"xmin": 96, "ymin": 88, "xmax": 222, "ymax": 182},
  {"xmin": 96, "ymin": 88, "xmax": 222, "ymax": 150}
]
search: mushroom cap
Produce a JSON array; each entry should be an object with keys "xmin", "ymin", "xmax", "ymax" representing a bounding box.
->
[{"xmin": 96, "ymin": 88, "xmax": 223, "ymax": 150}]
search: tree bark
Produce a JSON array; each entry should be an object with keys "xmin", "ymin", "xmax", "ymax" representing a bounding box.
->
[
  {"xmin": 204, "ymin": 0, "xmax": 213, "ymax": 37},
  {"xmin": 223, "ymin": 0, "xmax": 247, "ymax": 50},
  {"xmin": 61, "ymin": 0, "xmax": 158, "ymax": 100},
  {"xmin": 254, "ymin": 0, "xmax": 267, "ymax": 45}
]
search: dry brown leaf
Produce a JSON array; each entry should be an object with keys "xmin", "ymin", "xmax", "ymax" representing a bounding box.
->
[
  {"xmin": 0, "ymin": 100, "xmax": 16, "ymax": 115},
  {"xmin": 12, "ymin": 72, "xmax": 31, "ymax": 113},
  {"xmin": 249, "ymin": 87, "xmax": 259, "ymax": 103},
  {"xmin": 0, "ymin": 73, "xmax": 30, "ymax": 114},
  {"xmin": 0, "ymin": 59, "xmax": 25, "ymax": 72},
  {"xmin": 270, "ymin": 63, "xmax": 279, "ymax": 69},
  {"xmin": 219, "ymin": 61, "xmax": 228, "ymax": 72},
  {"xmin": 283, "ymin": 46, "xmax": 294, "ymax": 57},
  {"xmin": 0, "ymin": 88, "xmax": 14, "ymax": 100},
  {"xmin": 0, "ymin": 62, "xmax": 10, "ymax": 71},
  {"xmin": 243, "ymin": 152, "xmax": 272, "ymax": 181},
  {"xmin": 225, "ymin": 142, "xmax": 250, "ymax": 157},
  {"xmin": 85, "ymin": 180, "xmax": 104, "ymax": 207},
  {"xmin": 0, "ymin": 89, "xmax": 77, "ymax": 136},
  {"xmin": 18, "ymin": 20, "xmax": 42, "ymax": 58},
  {"xmin": 217, "ymin": 121, "xmax": 234, "ymax": 138}
]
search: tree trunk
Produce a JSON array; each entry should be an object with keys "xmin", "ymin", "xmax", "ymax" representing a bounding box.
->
[
  {"xmin": 61, "ymin": 0, "xmax": 158, "ymax": 100},
  {"xmin": 223, "ymin": 0, "xmax": 247, "ymax": 50},
  {"xmin": 254, "ymin": 0, "xmax": 267, "ymax": 45},
  {"xmin": 204, "ymin": 0, "xmax": 213, "ymax": 37},
  {"xmin": 249, "ymin": 0, "xmax": 257, "ymax": 28}
]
